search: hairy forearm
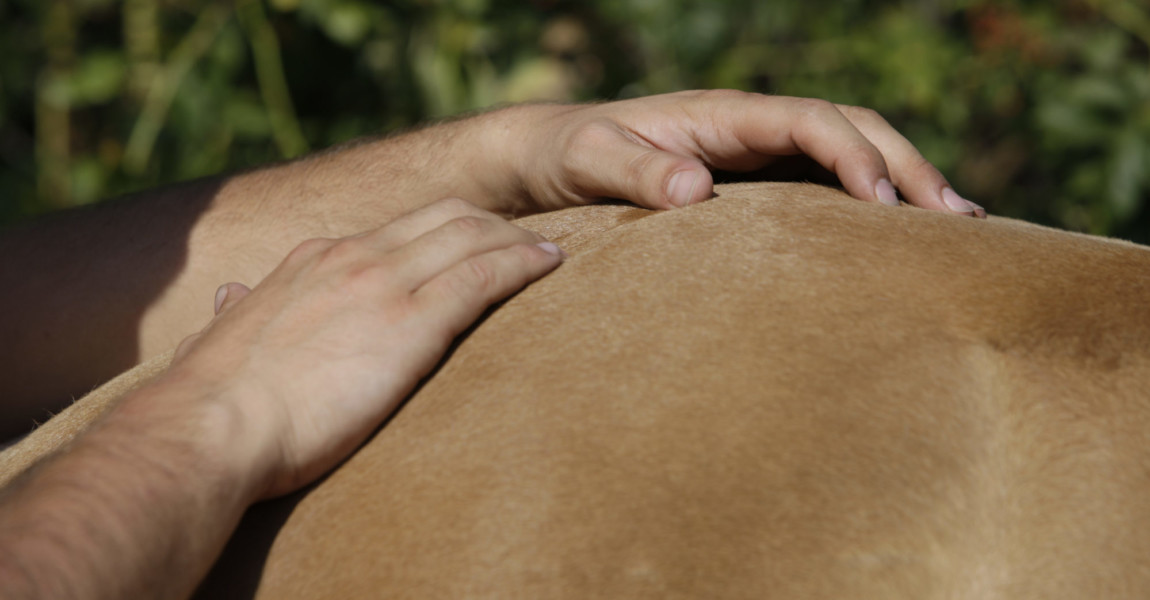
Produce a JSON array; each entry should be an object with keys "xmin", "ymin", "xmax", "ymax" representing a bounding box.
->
[
  {"xmin": 0, "ymin": 384, "xmax": 261, "ymax": 600},
  {"xmin": 0, "ymin": 104, "xmax": 547, "ymax": 435},
  {"xmin": 135, "ymin": 106, "xmax": 527, "ymax": 348}
]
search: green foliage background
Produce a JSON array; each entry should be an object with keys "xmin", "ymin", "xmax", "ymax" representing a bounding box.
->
[{"xmin": 1, "ymin": 0, "xmax": 1148, "ymax": 239}]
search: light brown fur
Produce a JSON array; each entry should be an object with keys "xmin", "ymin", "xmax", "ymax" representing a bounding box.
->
[{"xmin": 4, "ymin": 182, "xmax": 1150, "ymax": 599}]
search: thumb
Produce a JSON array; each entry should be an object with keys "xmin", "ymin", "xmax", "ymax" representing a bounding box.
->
[
  {"xmin": 214, "ymin": 282, "xmax": 252, "ymax": 316},
  {"xmin": 174, "ymin": 282, "xmax": 252, "ymax": 363},
  {"xmin": 566, "ymin": 125, "xmax": 713, "ymax": 209},
  {"xmin": 172, "ymin": 332, "xmax": 202, "ymax": 362}
]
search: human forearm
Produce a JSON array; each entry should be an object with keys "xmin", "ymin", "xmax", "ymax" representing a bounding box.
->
[
  {"xmin": 134, "ymin": 104, "xmax": 532, "ymax": 349},
  {"xmin": 0, "ymin": 105, "xmax": 528, "ymax": 432},
  {"xmin": 0, "ymin": 382, "xmax": 263, "ymax": 600}
]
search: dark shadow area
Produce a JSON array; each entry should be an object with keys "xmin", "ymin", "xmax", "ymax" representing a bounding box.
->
[
  {"xmin": 713, "ymin": 155, "xmax": 845, "ymax": 191},
  {"xmin": 1113, "ymin": 199, "xmax": 1150, "ymax": 245},
  {"xmin": 0, "ymin": 177, "xmax": 222, "ymax": 440},
  {"xmin": 195, "ymin": 484, "xmax": 315, "ymax": 599}
]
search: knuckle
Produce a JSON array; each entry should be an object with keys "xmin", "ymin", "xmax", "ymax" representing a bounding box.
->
[
  {"xmin": 446, "ymin": 215, "xmax": 495, "ymax": 241},
  {"xmin": 908, "ymin": 153, "xmax": 941, "ymax": 176},
  {"xmin": 437, "ymin": 259, "xmax": 499, "ymax": 304},
  {"xmin": 840, "ymin": 104, "xmax": 886, "ymax": 125},
  {"xmin": 462, "ymin": 257, "xmax": 499, "ymax": 295},
  {"xmin": 850, "ymin": 139, "xmax": 884, "ymax": 162},
  {"xmin": 836, "ymin": 140, "xmax": 888, "ymax": 176},
  {"xmin": 565, "ymin": 120, "xmax": 618, "ymax": 156},
  {"xmin": 860, "ymin": 107, "xmax": 887, "ymax": 124},
  {"xmin": 337, "ymin": 260, "xmax": 397, "ymax": 297},
  {"xmin": 793, "ymin": 97, "xmax": 838, "ymax": 120},
  {"xmin": 695, "ymin": 88, "xmax": 747, "ymax": 104},
  {"xmin": 285, "ymin": 237, "xmax": 333, "ymax": 264},
  {"xmin": 865, "ymin": 148, "xmax": 890, "ymax": 173},
  {"xmin": 560, "ymin": 120, "xmax": 619, "ymax": 185},
  {"xmin": 623, "ymin": 150, "xmax": 662, "ymax": 191},
  {"xmin": 320, "ymin": 236, "xmax": 370, "ymax": 266}
]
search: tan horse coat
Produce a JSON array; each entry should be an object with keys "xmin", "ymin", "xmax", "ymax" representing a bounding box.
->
[{"xmin": 3, "ymin": 182, "xmax": 1150, "ymax": 599}]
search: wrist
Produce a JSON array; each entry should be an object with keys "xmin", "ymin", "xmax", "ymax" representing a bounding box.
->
[
  {"xmin": 0, "ymin": 372, "xmax": 267, "ymax": 599},
  {"xmin": 103, "ymin": 374, "xmax": 277, "ymax": 508},
  {"xmin": 469, "ymin": 102, "xmax": 575, "ymax": 217}
]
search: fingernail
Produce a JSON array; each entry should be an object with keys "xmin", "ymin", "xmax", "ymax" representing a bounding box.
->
[
  {"xmin": 536, "ymin": 242, "xmax": 566, "ymax": 258},
  {"xmin": 667, "ymin": 171, "xmax": 700, "ymax": 208},
  {"xmin": 874, "ymin": 178, "xmax": 900, "ymax": 207},
  {"xmin": 969, "ymin": 201, "xmax": 988, "ymax": 219},
  {"xmin": 942, "ymin": 188, "xmax": 975, "ymax": 214},
  {"xmin": 214, "ymin": 284, "xmax": 229, "ymax": 314}
]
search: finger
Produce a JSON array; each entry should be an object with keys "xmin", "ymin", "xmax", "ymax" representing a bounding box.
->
[
  {"xmin": 386, "ymin": 215, "xmax": 550, "ymax": 291},
  {"xmin": 177, "ymin": 281, "xmax": 252, "ymax": 363},
  {"xmin": 357, "ymin": 197, "xmax": 495, "ymax": 252},
  {"xmin": 690, "ymin": 94, "xmax": 899, "ymax": 207},
  {"xmin": 214, "ymin": 282, "xmax": 253, "ymax": 315},
  {"xmin": 413, "ymin": 242, "xmax": 564, "ymax": 336},
  {"xmin": 173, "ymin": 332, "xmax": 202, "ymax": 362},
  {"xmin": 835, "ymin": 104, "xmax": 983, "ymax": 218},
  {"xmin": 562, "ymin": 121, "xmax": 714, "ymax": 209}
]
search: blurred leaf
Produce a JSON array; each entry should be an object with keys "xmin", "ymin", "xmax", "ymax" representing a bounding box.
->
[
  {"xmin": 1083, "ymin": 28, "xmax": 1128, "ymax": 70},
  {"xmin": 68, "ymin": 51, "xmax": 126, "ymax": 105},
  {"xmin": 502, "ymin": 57, "xmax": 569, "ymax": 102},
  {"xmin": 1037, "ymin": 100, "xmax": 1113, "ymax": 147},
  {"xmin": 224, "ymin": 93, "xmax": 272, "ymax": 138},
  {"xmin": 1065, "ymin": 74, "xmax": 1129, "ymax": 113},
  {"xmin": 69, "ymin": 156, "xmax": 106, "ymax": 205},
  {"xmin": 208, "ymin": 23, "xmax": 248, "ymax": 74},
  {"xmin": 323, "ymin": 2, "xmax": 373, "ymax": 46}
]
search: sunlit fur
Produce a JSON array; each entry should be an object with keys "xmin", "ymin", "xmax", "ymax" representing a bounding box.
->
[{"xmin": 4, "ymin": 182, "xmax": 1150, "ymax": 599}]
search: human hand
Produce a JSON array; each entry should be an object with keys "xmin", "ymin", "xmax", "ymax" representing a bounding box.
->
[
  {"xmin": 157, "ymin": 198, "xmax": 564, "ymax": 499},
  {"xmin": 500, "ymin": 90, "xmax": 982, "ymax": 217}
]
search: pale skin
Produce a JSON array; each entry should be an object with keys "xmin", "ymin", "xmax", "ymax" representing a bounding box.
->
[{"xmin": 0, "ymin": 90, "xmax": 983, "ymax": 599}]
